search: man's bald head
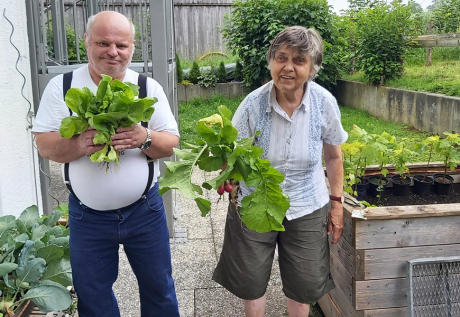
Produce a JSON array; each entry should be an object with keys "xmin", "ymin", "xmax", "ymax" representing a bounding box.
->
[{"xmin": 85, "ymin": 11, "xmax": 135, "ymax": 45}]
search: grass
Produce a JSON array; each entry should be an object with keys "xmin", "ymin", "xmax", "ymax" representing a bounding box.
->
[
  {"xmin": 179, "ymin": 95, "xmax": 443, "ymax": 164},
  {"xmin": 178, "ymin": 94, "xmax": 246, "ymax": 145},
  {"xmin": 180, "ymin": 54, "xmax": 239, "ymax": 70},
  {"xmin": 342, "ymin": 47, "xmax": 460, "ymax": 97}
]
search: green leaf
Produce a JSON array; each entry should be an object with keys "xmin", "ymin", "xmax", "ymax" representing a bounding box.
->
[
  {"xmin": 36, "ymin": 245, "xmax": 64, "ymax": 265},
  {"xmin": 59, "ymin": 117, "xmax": 88, "ymax": 139},
  {"xmin": 16, "ymin": 258, "xmax": 46, "ymax": 283},
  {"xmin": 31, "ymin": 225, "xmax": 48, "ymax": 242},
  {"xmin": 0, "ymin": 263, "xmax": 17, "ymax": 276},
  {"xmin": 19, "ymin": 207, "xmax": 39, "ymax": 230},
  {"xmin": 42, "ymin": 259, "xmax": 72, "ymax": 287},
  {"xmin": 23, "ymin": 280, "xmax": 72, "ymax": 312}
]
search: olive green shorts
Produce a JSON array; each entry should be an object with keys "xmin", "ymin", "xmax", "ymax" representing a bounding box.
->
[{"xmin": 212, "ymin": 202, "xmax": 335, "ymax": 304}]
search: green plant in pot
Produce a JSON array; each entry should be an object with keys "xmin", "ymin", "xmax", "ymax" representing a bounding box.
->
[
  {"xmin": 413, "ymin": 135, "xmax": 439, "ymax": 195},
  {"xmin": 0, "ymin": 205, "xmax": 73, "ymax": 317},
  {"xmin": 432, "ymin": 132, "xmax": 460, "ymax": 195},
  {"xmin": 341, "ymin": 140, "xmax": 368, "ymax": 199},
  {"xmin": 390, "ymin": 138, "xmax": 416, "ymax": 196},
  {"xmin": 351, "ymin": 125, "xmax": 395, "ymax": 199}
]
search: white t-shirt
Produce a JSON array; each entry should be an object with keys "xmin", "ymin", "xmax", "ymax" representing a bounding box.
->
[{"xmin": 32, "ymin": 65, "xmax": 179, "ymax": 210}]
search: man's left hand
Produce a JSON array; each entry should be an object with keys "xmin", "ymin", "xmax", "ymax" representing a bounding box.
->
[
  {"xmin": 327, "ymin": 202, "xmax": 344, "ymax": 244},
  {"xmin": 111, "ymin": 125, "xmax": 147, "ymax": 150}
]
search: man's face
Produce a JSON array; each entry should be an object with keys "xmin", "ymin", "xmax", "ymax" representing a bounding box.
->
[{"xmin": 85, "ymin": 14, "xmax": 134, "ymax": 82}]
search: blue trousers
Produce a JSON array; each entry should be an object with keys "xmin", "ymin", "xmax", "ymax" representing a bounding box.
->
[{"xmin": 68, "ymin": 183, "xmax": 179, "ymax": 317}]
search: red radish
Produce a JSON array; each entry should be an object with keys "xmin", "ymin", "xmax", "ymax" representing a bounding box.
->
[
  {"xmin": 224, "ymin": 183, "xmax": 233, "ymax": 193},
  {"xmin": 217, "ymin": 184, "xmax": 225, "ymax": 195}
]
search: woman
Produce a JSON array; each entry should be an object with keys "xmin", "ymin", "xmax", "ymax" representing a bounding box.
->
[{"xmin": 212, "ymin": 26, "xmax": 348, "ymax": 317}]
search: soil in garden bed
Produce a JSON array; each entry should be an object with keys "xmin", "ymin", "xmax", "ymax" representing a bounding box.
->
[{"xmin": 361, "ymin": 183, "xmax": 460, "ymax": 207}]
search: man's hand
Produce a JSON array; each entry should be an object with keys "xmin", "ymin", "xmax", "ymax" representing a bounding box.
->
[
  {"xmin": 327, "ymin": 201, "xmax": 344, "ymax": 244},
  {"xmin": 77, "ymin": 128, "xmax": 105, "ymax": 156},
  {"xmin": 111, "ymin": 125, "xmax": 147, "ymax": 150}
]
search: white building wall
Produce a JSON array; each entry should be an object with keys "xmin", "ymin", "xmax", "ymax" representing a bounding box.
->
[{"xmin": 0, "ymin": 1, "xmax": 42, "ymax": 217}]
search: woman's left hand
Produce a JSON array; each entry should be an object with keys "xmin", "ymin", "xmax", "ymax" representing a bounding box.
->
[{"xmin": 327, "ymin": 201, "xmax": 344, "ymax": 244}]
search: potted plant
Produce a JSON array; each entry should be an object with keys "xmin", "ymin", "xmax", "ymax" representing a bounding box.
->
[
  {"xmin": 0, "ymin": 205, "xmax": 73, "ymax": 317},
  {"xmin": 341, "ymin": 140, "xmax": 368, "ymax": 200},
  {"xmin": 432, "ymin": 132, "xmax": 460, "ymax": 195},
  {"xmin": 390, "ymin": 138, "xmax": 415, "ymax": 196},
  {"xmin": 413, "ymin": 135, "xmax": 439, "ymax": 195},
  {"xmin": 350, "ymin": 125, "xmax": 394, "ymax": 199}
]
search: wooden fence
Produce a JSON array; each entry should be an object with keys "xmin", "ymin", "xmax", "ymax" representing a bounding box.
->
[
  {"xmin": 173, "ymin": 0, "xmax": 233, "ymax": 61},
  {"xmin": 60, "ymin": 0, "xmax": 233, "ymax": 62}
]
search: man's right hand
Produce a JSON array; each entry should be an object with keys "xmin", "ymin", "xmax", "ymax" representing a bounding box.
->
[{"xmin": 77, "ymin": 128, "xmax": 104, "ymax": 156}]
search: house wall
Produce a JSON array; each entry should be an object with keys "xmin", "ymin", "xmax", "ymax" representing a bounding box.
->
[{"xmin": 0, "ymin": 1, "xmax": 42, "ymax": 217}]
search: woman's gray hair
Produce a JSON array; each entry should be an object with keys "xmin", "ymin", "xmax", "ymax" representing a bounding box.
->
[
  {"xmin": 85, "ymin": 11, "xmax": 136, "ymax": 46},
  {"xmin": 266, "ymin": 26, "xmax": 323, "ymax": 78}
]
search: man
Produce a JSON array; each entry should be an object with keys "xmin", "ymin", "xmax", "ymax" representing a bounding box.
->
[{"xmin": 32, "ymin": 11, "xmax": 180, "ymax": 317}]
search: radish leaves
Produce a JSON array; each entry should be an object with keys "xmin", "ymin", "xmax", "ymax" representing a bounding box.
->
[{"xmin": 158, "ymin": 105, "xmax": 289, "ymax": 233}]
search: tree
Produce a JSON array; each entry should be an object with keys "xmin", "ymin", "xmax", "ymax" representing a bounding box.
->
[
  {"xmin": 217, "ymin": 61, "xmax": 227, "ymax": 82},
  {"xmin": 222, "ymin": 0, "xmax": 341, "ymax": 90},
  {"xmin": 188, "ymin": 61, "xmax": 201, "ymax": 84},
  {"xmin": 176, "ymin": 54, "xmax": 184, "ymax": 83}
]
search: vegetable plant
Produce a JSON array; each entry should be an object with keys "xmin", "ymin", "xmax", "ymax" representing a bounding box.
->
[
  {"xmin": 434, "ymin": 132, "xmax": 460, "ymax": 183},
  {"xmin": 391, "ymin": 138, "xmax": 416, "ymax": 180},
  {"xmin": 341, "ymin": 140, "xmax": 366, "ymax": 197},
  {"xmin": 0, "ymin": 205, "xmax": 73, "ymax": 316},
  {"xmin": 59, "ymin": 74, "xmax": 156, "ymax": 166},
  {"xmin": 159, "ymin": 105, "xmax": 290, "ymax": 233},
  {"xmin": 414, "ymin": 135, "xmax": 439, "ymax": 181}
]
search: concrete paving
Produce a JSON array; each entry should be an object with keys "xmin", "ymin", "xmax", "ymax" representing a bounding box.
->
[{"xmin": 48, "ymin": 161, "xmax": 289, "ymax": 316}]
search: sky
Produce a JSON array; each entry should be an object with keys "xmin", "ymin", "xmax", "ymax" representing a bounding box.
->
[{"xmin": 328, "ymin": 0, "xmax": 431, "ymax": 14}]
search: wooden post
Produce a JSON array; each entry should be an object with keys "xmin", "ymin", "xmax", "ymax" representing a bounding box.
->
[{"xmin": 426, "ymin": 21, "xmax": 433, "ymax": 66}]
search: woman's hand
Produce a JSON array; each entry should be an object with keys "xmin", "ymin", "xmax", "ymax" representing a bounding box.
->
[
  {"xmin": 327, "ymin": 201, "xmax": 344, "ymax": 244},
  {"xmin": 111, "ymin": 125, "xmax": 147, "ymax": 150}
]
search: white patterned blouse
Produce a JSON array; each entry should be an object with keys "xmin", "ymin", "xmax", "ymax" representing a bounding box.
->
[{"xmin": 232, "ymin": 80, "xmax": 348, "ymax": 220}]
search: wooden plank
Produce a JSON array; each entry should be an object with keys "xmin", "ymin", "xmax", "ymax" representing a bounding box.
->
[
  {"xmin": 361, "ymin": 243, "xmax": 460, "ymax": 280},
  {"xmin": 359, "ymin": 203, "xmax": 460, "ymax": 220},
  {"xmin": 328, "ymin": 280, "xmax": 361, "ymax": 317},
  {"xmin": 330, "ymin": 250, "xmax": 354, "ymax": 307},
  {"xmin": 318, "ymin": 293, "xmax": 344, "ymax": 317},
  {"xmin": 354, "ymin": 278, "xmax": 407, "ymax": 310},
  {"xmin": 363, "ymin": 306, "xmax": 407, "ymax": 317},
  {"xmin": 342, "ymin": 206, "xmax": 354, "ymax": 246},
  {"xmin": 411, "ymin": 33, "xmax": 460, "ymax": 48},
  {"xmin": 330, "ymin": 233, "xmax": 361, "ymax": 280},
  {"xmin": 354, "ymin": 215, "xmax": 460, "ymax": 249}
]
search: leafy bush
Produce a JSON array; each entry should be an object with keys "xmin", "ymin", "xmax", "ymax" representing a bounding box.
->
[
  {"xmin": 432, "ymin": 0, "xmax": 460, "ymax": 33},
  {"xmin": 176, "ymin": 54, "xmax": 184, "ymax": 83},
  {"xmin": 355, "ymin": 1, "xmax": 414, "ymax": 85},
  {"xmin": 217, "ymin": 61, "xmax": 227, "ymax": 83},
  {"xmin": 221, "ymin": 0, "xmax": 340, "ymax": 90},
  {"xmin": 188, "ymin": 61, "xmax": 201, "ymax": 84},
  {"xmin": 0, "ymin": 205, "xmax": 73, "ymax": 315},
  {"xmin": 198, "ymin": 68, "xmax": 218, "ymax": 87},
  {"xmin": 233, "ymin": 58, "xmax": 243, "ymax": 81}
]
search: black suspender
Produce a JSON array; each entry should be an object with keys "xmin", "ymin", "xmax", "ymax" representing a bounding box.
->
[
  {"xmin": 138, "ymin": 74, "xmax": 154, "ymax": 198},
  {"xmin": 63, "ymin": 72, "xmax": 73, "ymax": 116},
  {"xmin": 63, "ymin": 72, "xmax": 154, "ymax": 202}
]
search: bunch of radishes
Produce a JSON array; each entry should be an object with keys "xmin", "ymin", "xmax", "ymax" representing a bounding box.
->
[{"xmin": 217, "ymin": 181, "xmax": 233, "ymax": 196}]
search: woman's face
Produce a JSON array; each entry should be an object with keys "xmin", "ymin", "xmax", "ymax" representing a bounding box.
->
[{"xmin": 269, "ymin": 44, "xmax": 313, "ymax": 95}]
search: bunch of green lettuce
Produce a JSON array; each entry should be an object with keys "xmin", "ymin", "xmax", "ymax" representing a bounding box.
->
[
  {"xmin": 59, "ymin": 74, "xmax": 157, "ymax": 163},
  {"xmin": 159, "ymin": 105, "xmax": 290, "ymax": 233}
]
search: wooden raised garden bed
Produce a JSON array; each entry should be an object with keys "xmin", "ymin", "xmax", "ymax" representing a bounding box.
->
[{"xmin": 318, "ymin": 166, "xmax": 460, "ymax": 317}]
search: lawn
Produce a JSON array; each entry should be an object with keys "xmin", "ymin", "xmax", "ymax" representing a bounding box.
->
[{"xmin": 179, "ymin": 94, "xmax": 442, "ymax": 163}]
